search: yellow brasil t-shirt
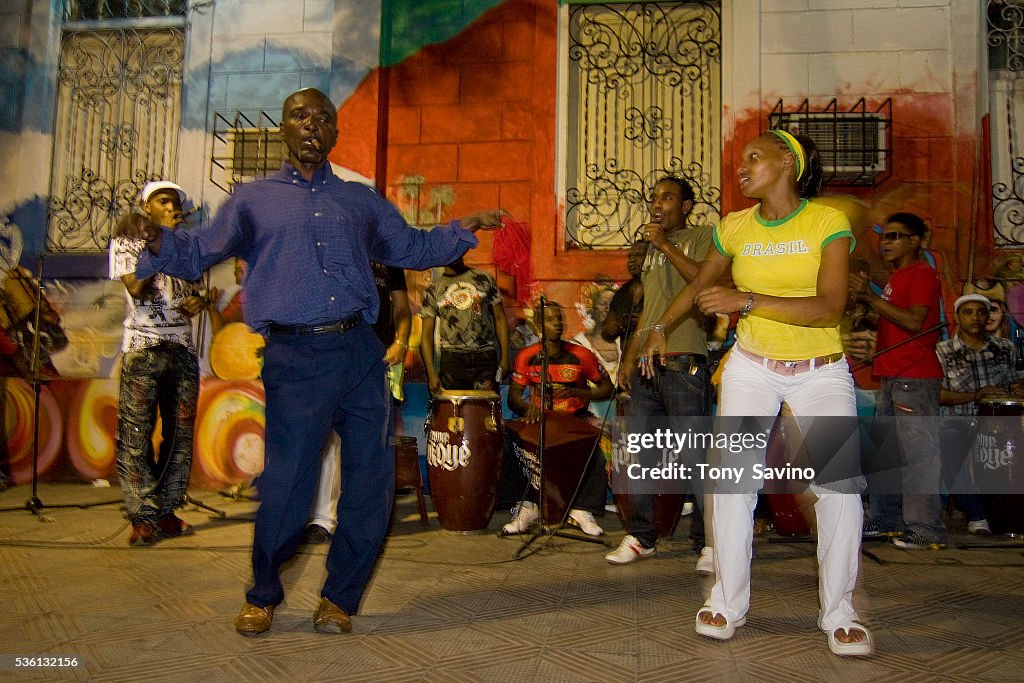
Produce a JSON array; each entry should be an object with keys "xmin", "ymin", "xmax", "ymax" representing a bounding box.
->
[{"xmin": 713, "ymin": 199, "xmax": 854, "ymax": 360}]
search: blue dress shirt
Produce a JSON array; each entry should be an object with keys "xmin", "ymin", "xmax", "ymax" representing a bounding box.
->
[{"xmin": 136, "ymin": 162, "xmax": 478, "ymax": 334}]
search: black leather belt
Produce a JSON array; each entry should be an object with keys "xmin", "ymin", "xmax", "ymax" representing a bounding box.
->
[
  {"xmin": 660, "ymin": 353, "xmax": 707, "ymax": 374},
  {"xmin": 268, "ymin": 314, "xmax": 362, "ymax": 336},
  {"xmin": 662, "ymin": 352, "xmax": 707, "ymax": 365}
]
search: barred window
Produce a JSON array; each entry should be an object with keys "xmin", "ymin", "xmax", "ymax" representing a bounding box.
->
[
  {"xmin": 988, "ymin": 0, "xmax": 1024, "ymax": 247},
  {"xmin": 563, "ymin": 2, "xmax": 721, "ymax": 250},
  {"xmin": 64, "ymin": 0, "xmax": 187, "ymax": 21},
  {"xmin": 47, "ymin": 26, "xmax": 184, "ymax": 252}
]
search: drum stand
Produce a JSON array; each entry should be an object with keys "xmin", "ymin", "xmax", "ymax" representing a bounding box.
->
[
  {"xmin": 0, "ymin": 255, "xmax": 122, "ymax": 518},
  {"xmin": 513, "ymin": 297, "xmax": 609, "ymax": 558}
]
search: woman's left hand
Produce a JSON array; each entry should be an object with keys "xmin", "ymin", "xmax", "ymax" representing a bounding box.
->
[{"xmin": 693, "ymin": 286, "xmax": 746, "ymax": 316}]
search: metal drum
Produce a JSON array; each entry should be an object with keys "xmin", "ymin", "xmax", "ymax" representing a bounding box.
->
[
  {"xmin": 424, "ymin": 391, "xmax": 503, "ymax": 533},
  {"xmin": 973, "ymin": 396, "xmax": 1024, "ymax": 535}
]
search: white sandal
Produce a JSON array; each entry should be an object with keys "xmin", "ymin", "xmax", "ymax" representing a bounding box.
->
[
  {"xmin": 826, "ymin": 622, "xmax": 873, "ymax": 656},
  {"xmin": 694, "ymin": 608, "xmax": 746, "ymax": 641}
]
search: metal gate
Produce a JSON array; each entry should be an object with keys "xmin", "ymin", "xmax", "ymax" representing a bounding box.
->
[
  {"xmin": 47, "ymin": 26, "xmax": 184, "ymax": 252},
  {"xmin": 565, "ymin": 1, "xmax": 721, "ymax": 249}
]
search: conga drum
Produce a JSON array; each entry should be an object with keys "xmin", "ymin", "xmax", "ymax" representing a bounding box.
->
[
  {"xmin": 612, "ymin": 491, "xmax": 685, "ymax": 538},
  {"xmin": 973, "ymin": 396, "xmax": 1024, "ymax": 535},
  {"xmin": 505, "ymin": 412, "xmax": 603, "ymax": 526},
  {"xmin": 424, "ymin": 391, "xmax": 503, "ymax": 533},
  {"xmin": 764, "ymin": 410, "xmax": 813, "ymax": 537}
]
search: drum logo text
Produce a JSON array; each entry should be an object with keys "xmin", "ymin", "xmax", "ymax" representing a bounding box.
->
[
  {"xmin": 975, "ymin": 434, "xmax": 1015, "ymax": 471},
  {"xmin": 427, "ymin": 430, "xmax": 471, "ymax": 471}
]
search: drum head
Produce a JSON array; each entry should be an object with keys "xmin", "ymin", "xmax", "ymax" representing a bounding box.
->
[
  {"xmin": 979, "ymin": 395, "xmax": 1024, "ymax": 409},
  {"xmin": 437, "ymin": 389, "xmax": 500, "ymax": 402}
]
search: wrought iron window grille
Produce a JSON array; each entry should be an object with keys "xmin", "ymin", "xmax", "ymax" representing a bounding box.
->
[
  {"xmin": 768, "ymin": 98, "xmax": 892, "ymax": 188},
  {"xmin": 988, "ymin": 0, "xmax": 1024, "ymax": 248},
  {"xmin": 210, "ymin": 112, "xmax": 288, "ymax": 194},
  {"xmin": 563, "ymin": 1, "xmax": 722, "ymax": 251},
  {"xmin": 63, "ymin": 0, "xmax": 187, "ymax": 22}
]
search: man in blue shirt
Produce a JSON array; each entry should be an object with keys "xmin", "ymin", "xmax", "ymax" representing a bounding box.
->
[{"xmin": 135, "ymin": 88, "xmax": 501, "ymax": 636}]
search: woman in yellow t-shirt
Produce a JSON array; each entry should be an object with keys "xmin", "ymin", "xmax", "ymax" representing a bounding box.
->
[{"xmin": 639, "ymin": 130, "xmax": 870, "ymax": 657}]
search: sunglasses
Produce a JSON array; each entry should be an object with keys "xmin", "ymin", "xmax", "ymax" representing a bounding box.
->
[{"xmin": 879, "ymin": 231, "xmax": 916, "ymax": 241}]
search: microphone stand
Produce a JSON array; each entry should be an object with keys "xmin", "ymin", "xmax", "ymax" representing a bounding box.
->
[{"xmin": 515, "ymin": 297, "xmax": 606, "ymax": 558}]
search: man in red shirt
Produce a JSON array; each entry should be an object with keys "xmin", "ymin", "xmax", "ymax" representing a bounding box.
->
[
  {"xmin": 502, "ymin": 301, "xmax": 613, "ymax": 537},
  {"xmin": 852, "ymin": 212, "xmax": 946, "ymax": 549}
]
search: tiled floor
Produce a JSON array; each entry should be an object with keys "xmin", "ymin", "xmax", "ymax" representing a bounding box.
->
[{"xmin": 1, "ymin": 483, "xmax": 1022, "ymax": 682}]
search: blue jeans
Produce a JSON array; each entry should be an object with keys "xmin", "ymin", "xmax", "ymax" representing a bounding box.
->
[
  {"xmin": 623, "ymin": 359, "xmax": 711, "ymax": 548},
  {"xmin": 246, "ymin": 323, "xmax": 392, "ymax": 614},
  {"xmin": 871, "ymin": 377, "xmax": 945, "ymax": 542},
  {"xmin": 115, "ymin": 342, "xmax": 199, "ymax": 525}
]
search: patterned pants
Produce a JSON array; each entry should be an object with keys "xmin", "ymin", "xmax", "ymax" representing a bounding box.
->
[{"xmin": 115, "ymin": 342, "xmax": 199, "ymax": 524}]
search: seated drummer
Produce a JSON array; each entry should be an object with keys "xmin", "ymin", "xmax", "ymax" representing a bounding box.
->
[{"xmin": 502, "ymin": 300, "xmax": 613, "ymax": 537}]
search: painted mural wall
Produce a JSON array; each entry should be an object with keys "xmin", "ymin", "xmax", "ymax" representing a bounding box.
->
[{"xmin": 2, "ymin": 0, "xmax": 1021, "ymax": 488}]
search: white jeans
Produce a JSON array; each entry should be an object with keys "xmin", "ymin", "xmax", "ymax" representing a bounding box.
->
[
  {"xmin": 309, "ymin": 431, "xmax": 342, "ymax": 533},
  {"xmin": 708, "ymin": 348, "xmax": 864, "ymax": 634}
]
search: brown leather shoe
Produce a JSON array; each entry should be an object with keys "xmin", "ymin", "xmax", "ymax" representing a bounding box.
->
[
  {"xmin": 234, "ymin": 602, "xmax": 274, "ymax": 636},
  {"xmin": 313, "ymin": 597, "xmax": 352, "ymax": 634}
]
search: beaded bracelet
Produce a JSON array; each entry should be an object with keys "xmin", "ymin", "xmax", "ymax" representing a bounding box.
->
[{"xmin": 740, "ymin": 293, "xmax": 755, "ymax": 318}]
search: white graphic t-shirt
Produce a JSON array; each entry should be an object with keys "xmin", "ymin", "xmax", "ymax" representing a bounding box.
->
[{"xmin": 109, "ymin": 235, "xmax": 196, "ymax": 353}]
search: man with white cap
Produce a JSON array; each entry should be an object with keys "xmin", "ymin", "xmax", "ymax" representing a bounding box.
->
[
  {"xmin": 109, "ymin": 180, "xmax": 206, "ymax": 546},
  {"xmin": 936, "ymin": 293, "xmax": 1024, "ymax": 534}
]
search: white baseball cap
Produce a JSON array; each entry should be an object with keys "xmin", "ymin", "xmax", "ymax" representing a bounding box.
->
[
  {"xmin": 141, "ymin": 180, "xmax": 186, "ymax": 204},
  {"xmin": 954, "ymin": 293, "xmax": 992, "ymax": 312}
]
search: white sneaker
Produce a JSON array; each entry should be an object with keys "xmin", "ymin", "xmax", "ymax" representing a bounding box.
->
[
  {"xmin": 967, "ymin": 519, "xmax": 992, "ymax": 535},
  {"xmin": 605, "ymin": 535, "xmax": 656, "ymax": 564},
  {"xmin": 695, "ymin": 547, "xmax": 714, "ymax": 575},
  {"xmin": 501, "ymin": 501, "xmax": 539, "ymax": 535},
  {"xmin": 568, "ymin": 509, "xmax": 604, "ymax": 536}
]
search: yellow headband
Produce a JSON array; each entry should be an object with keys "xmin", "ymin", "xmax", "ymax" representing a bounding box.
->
[{"xmin": 769, "ymin": 129, "xmax": 806, "ymax": 180}]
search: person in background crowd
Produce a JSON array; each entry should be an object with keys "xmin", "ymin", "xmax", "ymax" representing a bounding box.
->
[
  {"xmin": 419, "ymin": 255, "xmax": 510, "ymax": 393},
  {"xmin": 573, "ymin": 284, "xmax": 620, "ymax": 382},
  {"xmin": 852, "ymin": 212, "xmax": 946, "ymax": 551},
  {"xmin": 602, "ymin": 240, "xmax": 647, "ymax": 350},
  {"xmin": 936, "ymin": 293, "xmax": 1024, "ymax": 535},
  {"xmin": 502, "ymin": 301, "xmax": 612, "ymax": 537}
]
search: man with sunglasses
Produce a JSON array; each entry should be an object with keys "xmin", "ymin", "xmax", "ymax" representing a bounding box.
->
[{"xmin": 851, "ymin": 212, "xmax": 946, "ymax": 550}]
